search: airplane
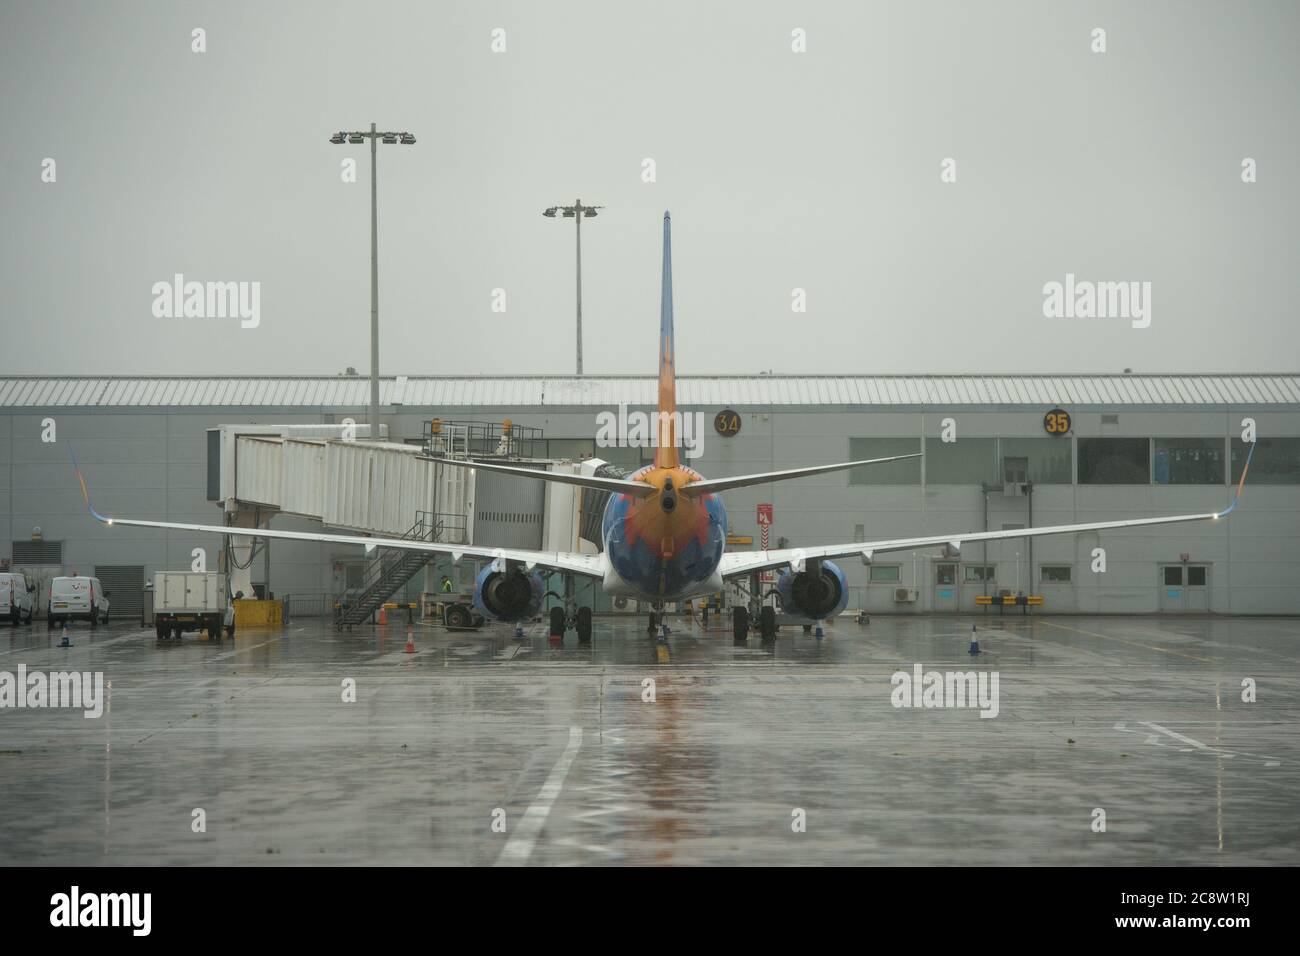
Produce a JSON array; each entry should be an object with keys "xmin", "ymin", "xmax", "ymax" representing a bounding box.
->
[{"xmin": 77, "ymin": 211, "xmax": 1253, "ymax": 643}]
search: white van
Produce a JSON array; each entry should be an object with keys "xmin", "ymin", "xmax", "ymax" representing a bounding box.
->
[
  {"xmin": 1, "ymin": 572, "xmax": 36, "ymax": 626},
  {"xmin": 48, "ymin": 575, "xmax": 111, "ymax": 629}
]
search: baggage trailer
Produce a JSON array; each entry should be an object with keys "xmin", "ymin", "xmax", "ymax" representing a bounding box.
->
[{"xmin": 153, "ymin": 571, "xmax": 232, "ymax": 641}]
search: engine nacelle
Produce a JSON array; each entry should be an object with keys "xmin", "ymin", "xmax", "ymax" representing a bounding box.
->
[
  {"xmin": 473, "ymin": 566, "xmax": 544, "ymax": 622},
  {"xmin": 776, "ymin": 560, "xmax": 848, "ymax": 620}
]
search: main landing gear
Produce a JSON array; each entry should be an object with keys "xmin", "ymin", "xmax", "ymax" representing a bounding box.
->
[
  {"xmin": 733, "ymin": 605, "xmax": 779, "ymax": 643},
  {"xmin": 547, "ymin": 605, "xmax": 593, "ymax": 643}
]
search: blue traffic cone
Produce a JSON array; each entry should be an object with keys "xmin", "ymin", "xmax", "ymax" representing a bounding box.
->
[
  {"xmin": 60, "ymin": 622, "xmax": 72, "ymax": 648},
  {"xmin": 514, "ymin": 624, "xmax": 524, "ymax": 640},
  {"xmin": 814, "ymin": 621, "xmax": 824, "ymax": 638},
  {"xmin": 968, "ymin": 624, "xmax": 980, "ymax": 655}
]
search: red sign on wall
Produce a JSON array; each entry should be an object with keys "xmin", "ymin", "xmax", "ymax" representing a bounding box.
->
[{"xmin": 756, "ymin": 503, "xmax": 774, "ymax": 526}]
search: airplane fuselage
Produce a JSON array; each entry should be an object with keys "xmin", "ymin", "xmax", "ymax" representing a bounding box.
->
[{"xmin": 601, "ymin": 464, "xmax": 728, "ymax": 602}]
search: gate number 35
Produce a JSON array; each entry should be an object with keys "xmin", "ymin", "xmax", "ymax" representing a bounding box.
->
[{"xmin": 1043, "ymin": 408, "xmax": 1072, "ymax": 435}]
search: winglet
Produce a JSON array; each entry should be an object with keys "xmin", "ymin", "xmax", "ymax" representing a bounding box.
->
[
  {"xmin": 69, "ymin": 446, "xmax": 112, "ymax": 524},
  {"xmin": 1217, "ymin": 440, "xmax": 1255, "ymax": 518}
]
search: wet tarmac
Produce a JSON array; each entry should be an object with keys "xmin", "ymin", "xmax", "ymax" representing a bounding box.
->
[{"xmin": 2, "ymin": 612, "xmax": 1298, "ymax": 866}]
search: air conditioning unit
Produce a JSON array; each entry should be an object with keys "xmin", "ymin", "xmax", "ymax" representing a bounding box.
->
[{"xmin": 893, "ymin": 588, "xmax": 919, "ymax": 603}]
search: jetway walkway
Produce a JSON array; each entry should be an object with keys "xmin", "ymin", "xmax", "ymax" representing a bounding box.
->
[{"xmin": 210, "ymin": 422, "xmax": 600, "ymax": 617}]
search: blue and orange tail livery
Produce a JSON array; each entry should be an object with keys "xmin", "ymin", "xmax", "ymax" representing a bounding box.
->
[{"xmin": 654, "ymin": 211, "xmax": 679, "ymax": 469}]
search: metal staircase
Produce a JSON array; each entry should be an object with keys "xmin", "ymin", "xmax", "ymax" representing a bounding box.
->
[{"xmin": 333, "ymin": 511, "xmax": 465, "ymax": 630}]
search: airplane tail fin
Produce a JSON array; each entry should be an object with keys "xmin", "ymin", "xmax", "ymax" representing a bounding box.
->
[{"xmin": 653, "ymin": 211, "xmax": 680, "ymax": 469}]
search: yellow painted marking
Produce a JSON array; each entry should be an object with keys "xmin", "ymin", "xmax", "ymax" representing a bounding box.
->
[{"xmin": 1033, "ymin": 619, "xmax": 1214, "ymax": 663}]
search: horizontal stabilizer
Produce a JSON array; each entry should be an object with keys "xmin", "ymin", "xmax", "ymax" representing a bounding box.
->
[
  {"xmin": 681, "ymin": 453, "xmax": 921, "ymax": 497},
  {"xmin": 425, "ymin": 456, "xmax": 656, "ymax": 497}
]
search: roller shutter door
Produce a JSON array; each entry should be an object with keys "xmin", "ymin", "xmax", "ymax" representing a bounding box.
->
[{"xmin": 94, "ymin": 565, "xmax": 145, "ymax": 620}]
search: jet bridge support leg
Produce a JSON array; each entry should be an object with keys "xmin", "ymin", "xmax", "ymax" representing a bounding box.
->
[{"xmin": 223, "ymin": 504, "xmax": 269, "ymax": 601}]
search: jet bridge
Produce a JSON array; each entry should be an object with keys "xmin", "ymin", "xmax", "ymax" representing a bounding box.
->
[{"xmin": 208, "ymin": 423, "xmax": 596, "ymax": 617}]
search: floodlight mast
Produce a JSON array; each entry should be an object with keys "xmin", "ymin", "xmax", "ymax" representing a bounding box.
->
[
  {"xmin": 328, "ymin": 123, "xmax": 416, "ymax": 435},
  {"xmin": 543, "ymin": 199, "xmax": 602, "ymax": 375}
]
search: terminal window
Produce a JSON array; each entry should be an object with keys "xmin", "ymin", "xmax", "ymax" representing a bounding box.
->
[
  {"xmin": 1154, "ymin": 438, "xmax": 1224, "ymax": 484},
  {"xmin": 925, "ymin": 438, "xmax": 998, "ymax": 484},
  {"xmin": 869, "ymin": 565, "xmax": 901, "ymax": 583},
  {"xmin": 849, "ymin": 438, "xmax": 921, "ymax": 485},
  {"xmin": 1041, "ymin": 565, "xmax": 1072, "ymax": 583},
  {"xmin": 1078, "ymin": 437, "xmax": 1150, "ymax": 483},
  {"xmin": 964, "ymin": 565, "xmax": 995, "ymax": 583},
  {"xmin": 548, "ymin": 438, "xmax": 595, "ymax": 460},
  {"xmin": 998, "ymin": 438, "xmax": 1073, "ymax": 484},
  {"xmin": 1232, "ymin": 437, "xmax": 1300, "ymax": 484}
]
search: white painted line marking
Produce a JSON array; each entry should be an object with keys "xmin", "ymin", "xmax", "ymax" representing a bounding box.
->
[
  {"xmin": 212, "ymin": 638, "xmax": 280, "ymax": 661},
  {"xmin": 495, "ymin": 726, "xmax": 584, "ymax": 867},
  {"xmin": 1141, "ymin": 721, "xmax": 1208, "ymax": 750}
]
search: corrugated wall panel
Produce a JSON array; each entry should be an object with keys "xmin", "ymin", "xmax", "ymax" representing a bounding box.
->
[
  {"xmin": 234, "ymin": 437, "xmax": 283, "ymax": 507},
  {"xmin": 280, "ymin": 440, "xmax": 326, "ymax": 517}
]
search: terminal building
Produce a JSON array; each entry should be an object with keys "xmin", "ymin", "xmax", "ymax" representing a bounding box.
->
[{"xmin": 1, "ymin": 373, "xmax": 1298, "ymax": 618}]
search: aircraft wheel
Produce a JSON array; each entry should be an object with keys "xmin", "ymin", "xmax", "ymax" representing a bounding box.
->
[
  {"xmin": 576, "ymin": 606, "xmax": 593, "ymax": 644},
  {"xmin": 732, "ymin": 606, "xmax": 748, "ymax": 643},
  {"xmin": 548, "ymin": 606, "xmax": 566, "ymax": 639},
  {"xmin": 802, "ymin": 623, "xmax": 812, "ymax": 634},
  {"xmin": 759, "ymin": 606, "xmax": 777, "ymax": 641}
]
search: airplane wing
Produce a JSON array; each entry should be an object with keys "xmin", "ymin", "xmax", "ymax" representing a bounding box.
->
[
  {"xmin": 72, "ymin": 451, "xmax": 604, "ymax": 578},
  {"xmin": 97, "ymin": 515, "xmax": 606, "ymax": 577},
  {"xmin": 718, "ymin": 508, "xmax": 1229, "ymax": 578},
  {"xmin": 719, "ymin": 444, "xmax": 1254, "ymax": 579}
]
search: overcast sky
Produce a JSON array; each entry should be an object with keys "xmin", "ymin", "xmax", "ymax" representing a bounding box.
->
[{"xmin": 2, "ymin": 0, "xmax": 1297, "ymax": 378}]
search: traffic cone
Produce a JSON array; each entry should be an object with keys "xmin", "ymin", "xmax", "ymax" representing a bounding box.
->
[
  {"xmin": 968, "ymin": 624, "xmax": 980, "ymax": 655},
  {"xmin": 378, "ymin": 605, "xmax": 388, "ymax": 626},
  {"xmin": 60, "ymin": 622, "xmax": 72, "ymax": 647},
  {"xmin": 403, "ymin": 628, "xmax": 416, "ymax": 654}
]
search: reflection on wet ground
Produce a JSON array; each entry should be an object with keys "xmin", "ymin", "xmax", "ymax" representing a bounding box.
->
[{"xmin": 2, "ymin": 612, "xmax": 1298, "ymax": 865}]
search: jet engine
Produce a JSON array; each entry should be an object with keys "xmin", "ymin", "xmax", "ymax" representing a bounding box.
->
[
  {"xmin": 472, "ymin": 565, "xmax": 544, "ymax": 622},
  {"xmin": 776, "ymin": 560, "xmax": 848, "ymax": 620}
]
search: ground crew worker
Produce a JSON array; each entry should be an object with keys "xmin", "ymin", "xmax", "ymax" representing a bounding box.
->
[{"xmin": 440, "ymin": 575, "xmax": 453, "ymax": 594}]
